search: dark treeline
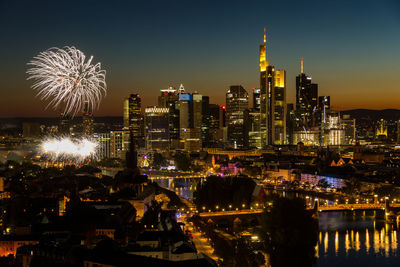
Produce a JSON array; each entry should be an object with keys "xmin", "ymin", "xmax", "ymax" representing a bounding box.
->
[{"xmin": 193, "ymin": 176, "xmax": 256, "ymax": 210}]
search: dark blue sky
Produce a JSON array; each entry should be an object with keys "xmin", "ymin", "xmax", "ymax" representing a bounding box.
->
[{"xmin": 1, "ymin": 0, "xmax": 400, "ymax": 116}]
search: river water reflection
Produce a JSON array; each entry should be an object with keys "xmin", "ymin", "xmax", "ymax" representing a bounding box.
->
[
  {"xmin": 316, "ymin": 211, "xmax": 400, "ymax": 266},
  {"xmin": 150, "ymin": 177, "xmax": 205, "ymax": 200},
  {"xmin": 151, "ymin": 178, "xmax": 400, "ymax": 266}
]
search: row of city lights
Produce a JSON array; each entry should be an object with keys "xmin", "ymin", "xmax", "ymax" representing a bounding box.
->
[
  {"xmin": 177, "ymin": 197, "xmax": 400, "ymax": 215},
  {"xmin": 177, "ymin": 203, "xmax": 267, "ymax": 214},
  {"xmin": 306, "ymin": 195, "xmax": 398, "ymax": 206}
]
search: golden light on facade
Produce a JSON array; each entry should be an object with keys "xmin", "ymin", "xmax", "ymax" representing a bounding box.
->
[{"xmin": 274, "ymin": 70, "xmax": 286, "ymax": 88}]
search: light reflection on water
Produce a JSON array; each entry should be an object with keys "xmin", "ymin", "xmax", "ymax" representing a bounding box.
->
[
  {"xmin": 317, "ymin": 211, "xmax": 400, "ymax": 267},
  {"xmin": 150, "ymin": 177, "xmax": 204, "ymax": 200}
]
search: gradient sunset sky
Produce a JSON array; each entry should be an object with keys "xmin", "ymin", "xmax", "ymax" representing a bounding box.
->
[{"xmin": 1, "ymin": 0, "xmax": 400, "ymax": 117}]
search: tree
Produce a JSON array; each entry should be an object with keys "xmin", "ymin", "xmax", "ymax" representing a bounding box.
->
[
  {"xmin": 260, "ymin": 197, "xmax": 318, "ymax": 267},
  {"xmin": 152, "ymin": 153, "xmax": 165, "ymax": 169},
  {"xmin": 174, "ymin": 152, "xmax": 191, "ymax": 171},
  {"xmin": 342, "ymin": 177, "xmax": 361, "ymax": 195},
  {"xmin": 243, "ymin": 166, "xmax": 261, "ymax": 178},
  {"xmin": 375, "ymin": 184, "xmax": 400, "ymax": 198},
  {"xmin": 317, "ymin": 178, "xmax": 330, "ymax": 189},
  {"xmin": 193, "ymin": 176, "xmax": 256, "ymax": 211}
]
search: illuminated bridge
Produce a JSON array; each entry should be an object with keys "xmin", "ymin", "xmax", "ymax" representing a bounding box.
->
[
  {"xmin": 313, "ymin": 203, "xmax": 400, "ymax": 212},
  {"xmin": 204, "ymin": 148, "xmax": 266, "ymax": 160},
  {"xmin": 198, "ymin": 203, "xmax": 400, "ymax": 225}
]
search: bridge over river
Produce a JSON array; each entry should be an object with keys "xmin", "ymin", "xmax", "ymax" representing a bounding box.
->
[{"xmin": 198, "ymin": 203, "xmax": 400, "ymax": 225}]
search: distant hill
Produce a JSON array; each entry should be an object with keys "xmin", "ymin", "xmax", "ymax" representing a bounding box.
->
[
  {"xmin": 0, "ymin": 116, "xmax": 123, "ymax": 130},
  {"xmin": 341, "ymin": 109, "xmax": 400, "ymax": 122}
]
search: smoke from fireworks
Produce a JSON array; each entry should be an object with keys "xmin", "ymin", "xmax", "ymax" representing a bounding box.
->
[
  {"xmin": 41, "ymin": 137, "xmax": 98, "ymax": 163},
  {"xmin": 27, "ymin": 46, "xmax": 106, "ymax": 116}
]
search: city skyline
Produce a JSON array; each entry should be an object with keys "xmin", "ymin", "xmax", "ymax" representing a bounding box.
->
[{"xmin": 2, "ymin": 0, "xmax": 400, "ymax": 117}]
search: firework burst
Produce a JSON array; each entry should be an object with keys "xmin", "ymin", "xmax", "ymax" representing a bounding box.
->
[
  {"xmin": 27, "ymin": 46, "xmax": 106, "ymax": 116},
  {"xmin": 41, "ymin": 137, "xmax": 98, "ymax": 163}
]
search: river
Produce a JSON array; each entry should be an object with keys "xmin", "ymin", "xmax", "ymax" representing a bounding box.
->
[
  {"xmin": 151, "ymin": 177, "xmax": 400, "ymax": 266},
  {"xmin": 316, "ymin": 210, "xmax": 400, "ymax": 266}
]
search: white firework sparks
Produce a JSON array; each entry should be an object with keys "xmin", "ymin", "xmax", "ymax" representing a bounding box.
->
[
  {"xmin": 27, "ymin": 46, "xmax": 106, "ymax": 116},
  {"xmin": 41, "ymin": 137, "xmax": 98, "ymax": 163}
]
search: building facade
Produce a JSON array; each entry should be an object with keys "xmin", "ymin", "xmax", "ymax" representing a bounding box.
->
[
  {"xmin": 123, "ymin": 93, "xmax": 144, "ymax": 146},
  {"xmin": 144, "ymin": 107, "xmax": 170, "ymax": 151},
  {"xmin": 158, "ymin": 87, "xmax": 180, "ymax": 148},
  {"xmin": 295, "ymin": 59, "xmax": 318, "ymax": 131},
  {"xmin": 259, "ymin": 28, "xmax": 286, "ymax": 146},
  {"xmin": 246, "ymin": 108, "xmax": 262, "ymax": 149},
  {"xmin": 95, "ymin": 133, "xmax": 110, "ymax": 159},
  {"xmin": 226, "ymin": 85, "xmax": 248, "ymax": 148},
  {"xmin": 82, "ymin": 101, "xmax": 94, "ymax": 136},
  {"xmin": 110, "ymin": 130, "xmax": 129, "ymax": 159}
]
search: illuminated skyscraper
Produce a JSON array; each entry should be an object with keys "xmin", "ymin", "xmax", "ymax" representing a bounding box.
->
[
  {"xmin": 342, "ymin": 115, "xmax": 356, "ymax": 145},
  {"xmin": 259, "ymin": 28, "xmax": 269, "ymax": 147},
  {"xmin": 296, "ymin": 58, "xmax": 318, "ymax": 129},
  {"xmin": 226, "ymin": 85, "xmax": 248, "ymax": 148},
  {"xmin": 179, "ymin": 93, "xmax": 192, "ymax": 133},
  {"xmin": 95, "ymin": 133, "xmax": 110, "ymax": 159},
  {"xmin": 259, "ymin": 28, "xmax": 286, "ymax": 146},
  {"xmin": 158, "ymin": 87, "xmax": 180, "ymax": 148},
  {"xmin": 208, "ymin": 104, "xmax": 224, "ymax": 147},
  {"xmin": 286, "ymin": 103, "xmax": 296, "ymax": 144},
  {"xmin": 245, "ymin": 108, "xmax": 262, "ymax": 149},
  {"xmin": 123, "ymin": 93, "xmax": 144, "ymax": 146},
  {"xmin": 144, "ymin": 107, "xmax": 170, "ymax": 151},
  {"xmin": 201, "ymin": 96, "xmax": 210, "ymax": 147},
  {"xmin": 82, "ymin": 100, "xmax": 94, "ymax": 136},
  {"xmin": 179, "ymin": 92, "xmax": 202, "ymax": 151},
  {"xmin": 59, "ymin": 113, "xmax": 71, "ymax": 135},
  {"xmin": 253, "ymin": 88, "xmax": 261, "ymax": 110},
  {"xmin": 192, "ymin": 93, "xmax": 202, "ymax": 129},
  {"xmin": 376, "ymin": 119, "xmax": 388, "ymax": 139},
  {"xmin": 110, "ymin": 130, "xmax": 129, "ymax": 159},
  {"xmin": 273, "ymin": 70, "xmax": 287, "ymax": 144}
]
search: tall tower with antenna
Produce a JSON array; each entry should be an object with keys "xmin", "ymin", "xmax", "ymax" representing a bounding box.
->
[{"xmin": 259, "ymin": 28, "xmax": 286, "ymax": 146}]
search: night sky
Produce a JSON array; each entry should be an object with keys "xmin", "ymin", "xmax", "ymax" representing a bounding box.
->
[{"xmin": 1, "ymin": 0, "xmax": 400, "ymax": 117}]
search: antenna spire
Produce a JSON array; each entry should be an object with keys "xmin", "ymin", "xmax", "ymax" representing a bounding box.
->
[
  {"xmin": 301, "ymin": 57, "xmax": 304, "ymax": 74},
  {"xmin": 263, "ymin": 27, "xmax": 266, "ymax": 44}
]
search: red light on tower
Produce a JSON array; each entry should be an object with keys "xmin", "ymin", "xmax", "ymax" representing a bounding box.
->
[{"xmin": 221, "ymin": 106, "xmax": 226, "ymax": 110}]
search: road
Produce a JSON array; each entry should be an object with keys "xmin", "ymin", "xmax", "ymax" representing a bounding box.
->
[{"xmin": 178, "ymin": 214, "xmax": 219, "ymax": 262}]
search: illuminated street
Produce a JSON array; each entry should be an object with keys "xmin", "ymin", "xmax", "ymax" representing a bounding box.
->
[{"xmin": 179, "ymin": 214, "xmax": 219, "ymax": 262}]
